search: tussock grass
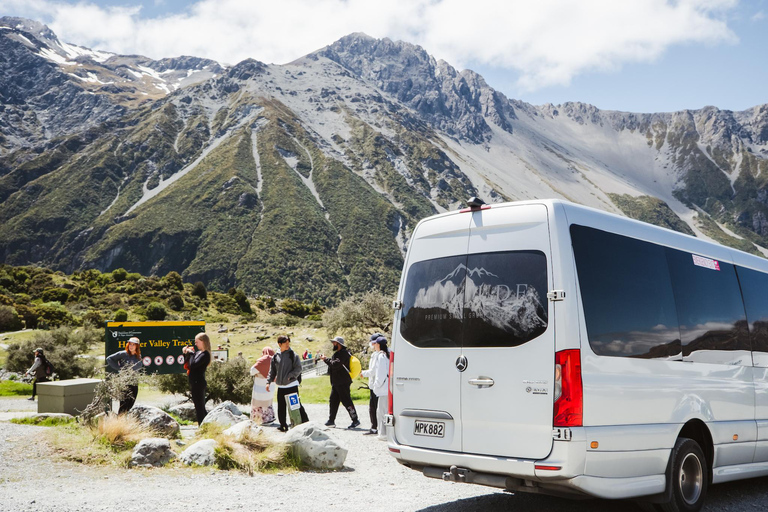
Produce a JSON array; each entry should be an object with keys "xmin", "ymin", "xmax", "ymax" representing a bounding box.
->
[
  {"xmin": 197, "ymin": 423, "xmax": 299, "ymax": 474},
  {"xmin": 94, "ymin": 413, "xmax": 152, "ymax": 449}
]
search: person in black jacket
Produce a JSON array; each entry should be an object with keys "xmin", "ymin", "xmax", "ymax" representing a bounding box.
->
[
  {"xmin": 266, "ymin": 335, "xmax": 308, "ymax": 432},
  {"xmin": 319, "ymin": 336, "xmax": 360, "ymax": 429},
  {"xmin": 183, "ymin": 332, "xmax": 212, "ymax": 425},
  {"xmin": 25, "ymin": 348, "xmax": 49, "ymax": 401}
]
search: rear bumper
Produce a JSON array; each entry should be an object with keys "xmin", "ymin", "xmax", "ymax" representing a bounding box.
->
[{"xmin": 388, "ymin": 431, "xmax": 667, "ymax": 500}]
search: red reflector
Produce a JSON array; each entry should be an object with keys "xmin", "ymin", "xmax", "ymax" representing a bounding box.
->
[
  {"xmin": 535, "ymin": 465, "xmax": 562, "ymax": 471},
  {"xmin": 459, "ymin": 205, "xmax": 492, "ymax": 213},
  {"xmin": 388, "ymin": 351, "xmax": 394, "ymax": 415},
  {"xmin": 389, "ymin": 447, "xmax": 400, "ymax": 453},
  {"xmin": 553, "ymin": 349, "xmax": 583, "ymax": 427}
]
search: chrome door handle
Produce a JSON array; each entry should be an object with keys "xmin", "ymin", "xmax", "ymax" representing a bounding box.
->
[{"xmin": 468, "ymin": 377, "xmax": 494, "ymax": 388}]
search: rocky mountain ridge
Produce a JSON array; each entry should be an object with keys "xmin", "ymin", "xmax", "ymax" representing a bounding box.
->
[{"xmin": 1, "ymin": 18, "xmax": 767, "ymax": 302}]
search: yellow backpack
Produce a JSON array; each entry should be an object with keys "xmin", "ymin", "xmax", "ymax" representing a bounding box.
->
[{"xmin": 348, "ymin": 355, "xmax": 362, "ymax": 379}]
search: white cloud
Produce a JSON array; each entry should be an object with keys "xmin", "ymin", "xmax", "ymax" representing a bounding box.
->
[
  {"xmin": 0, "ymin": 0, "xmax": 739, "ymax": 92},
  {"xmin": 752, "ymin": 10, "xmax": 765, "ymax": 21}
]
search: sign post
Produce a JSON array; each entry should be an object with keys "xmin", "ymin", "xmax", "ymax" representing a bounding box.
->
[{"xmin": 105, "ymin": 321, "xmax": 206, "ymax": 375}]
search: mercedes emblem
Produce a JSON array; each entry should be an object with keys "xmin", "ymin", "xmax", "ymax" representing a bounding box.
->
[{"xmin": 455, "ymin": 355, "xmax": 468, "ymax": 372}]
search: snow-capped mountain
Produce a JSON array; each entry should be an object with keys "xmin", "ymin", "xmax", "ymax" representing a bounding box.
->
[{"xmin": 1, "ymin": 20, "xmax": 768, "ymax": 301}]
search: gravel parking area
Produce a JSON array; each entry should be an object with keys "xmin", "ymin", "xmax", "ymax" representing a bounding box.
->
[{"xmin": 1, "ymin": 398, "xmax": 768, "ymax": 511}]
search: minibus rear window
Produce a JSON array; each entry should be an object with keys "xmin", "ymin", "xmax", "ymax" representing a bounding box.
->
[
  {"xmin": 400, "ymin": 254, "xmax": 467, "ymax": 348},
  {"xmin": 399, "ymin": 251, "xmax": 549, "ymax": 348}
]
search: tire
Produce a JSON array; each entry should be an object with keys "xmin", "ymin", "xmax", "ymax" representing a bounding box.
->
[{"xmin": 659, "ymin": 437, "xmax": 708, "ymax": 512}]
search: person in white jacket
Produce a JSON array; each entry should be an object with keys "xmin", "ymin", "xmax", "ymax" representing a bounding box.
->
[{"xmin": 361, "ymin": 334, "xmax": 390, "ymax": 440}]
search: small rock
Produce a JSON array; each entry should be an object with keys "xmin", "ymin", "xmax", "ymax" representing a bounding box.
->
[
  {"xmin": 180, "ymin": 439, "xmax": 217, "ymax": 466},
  {"xmin": 200, "ymin": 401, "xmax": 247, "ymax": 428},
  {"xmin": 168, "ymin": 402, "xmax": 202, "ymax": 422},
  {"xmin": 130, "ymin": 438, "xmax": 176, "ymax": 467},
  {"xmin": 283, "ymin": 421, "xmax": 348, "ymax": 470},
  {"xmin": 129, "ymin": 405, "xmax": 180, "ymax": 437},
  {"xmin": 223, "ymin": 420, "xmax": 263, "ymax": 439}
]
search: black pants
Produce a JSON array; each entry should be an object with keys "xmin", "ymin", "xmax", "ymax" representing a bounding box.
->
[
  {"xmin": 328, "ymin": 383, "xmax": 358, "ymax": 423},
  {"xmin": 190, "ymin": 380, "xmax": 207, "ymax": 425},
  {"xmin": 118, "ymin": 384, "xmax": 139, "ymax": 414},
  {"xmin": 369, "ymin": 390, "xmax": 378, "ymax": 430},
  {"xmin": 276, "ymin": 385, "xmax": 308, "ymax": 429},
  {"xmin": 31, "ymin": 377, "xmax": 48, "ymax": 398}
]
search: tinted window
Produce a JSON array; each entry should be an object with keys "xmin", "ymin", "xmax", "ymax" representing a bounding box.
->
[
  {"xmin": 462, "ymin": 251, "xmax": 548, "ymax": 348},
  {"xmin": 734, "ymin": 266, "xmax": 768, "ymax": 360},
  {"xmin": 665, "ymin": 249, "xmax": 750, "ymax": 364},
  {"xmin": 571, "ymin": 225, "xmax": 681, "ymax": 359},
  {"xmin": 400, "ymin": 255, "xmax": 466, "ymax": 348}
]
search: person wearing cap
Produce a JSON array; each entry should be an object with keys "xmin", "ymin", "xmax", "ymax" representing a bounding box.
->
[
  {"xmin": 360, "ymin": 333, "xmax": 383, "ymax": 434},
  {"xmin": 370, "ymin": 336, "xmax": 390, "ymax": 440},
  {"xmin": 318, "ymin": 336, "xmax": 360, "ymax": 429},
  {"xmin": 106, "ymin": 337, "xmax": 144, "ymax": 413},
  {"xmin": 266, "ymin": 335, "xmax": 308, "ymax": 431},
  {"xmin": 25, "ymin": 348, "xmax": 50, "ymax": 401}
]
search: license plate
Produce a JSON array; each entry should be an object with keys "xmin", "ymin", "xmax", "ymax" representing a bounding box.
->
[{"xmin": 413, "ymin": 420, "xmax": 445, "ymax": 438}]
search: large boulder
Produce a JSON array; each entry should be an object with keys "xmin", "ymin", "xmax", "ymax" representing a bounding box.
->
[
  {"xmin": 200, "ymin": 401, "xmax": 246, "ymax": 428},
  {"xmin": 283, "ymin": 422, "xmax": 348, "ymax": 470},
  {"xmin": 129, "ymin": 405, "xmax": 180, "ymax": 437},
  {"xmin": 130, "ymin": 438, "xmax": 176, "ymax": 467},
  {"xmin": 168, "ymin": 403, "xmax": 201, "ymax": 422},
  {"xmin": 223, "ymin": 420, "xmax": 262, "ymax": 439},
  {"xmin": 179, "ymin": 439, "xmax": 217, "ymax": 466}
]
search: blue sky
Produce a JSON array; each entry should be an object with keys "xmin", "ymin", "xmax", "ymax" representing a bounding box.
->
[{"xmin": 2, "ymin": 0, "xmax": 766, "ymax": 113}]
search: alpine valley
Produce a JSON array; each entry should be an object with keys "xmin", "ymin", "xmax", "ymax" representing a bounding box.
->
[{"xmin": 2, "ymin": 17, "xmax": 768, "ymax": 302}]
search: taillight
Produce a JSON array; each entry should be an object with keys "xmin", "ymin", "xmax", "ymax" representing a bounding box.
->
[
  {"xmin": 388, "ymin": 351, "xmax": 394, "ymax": 415},
  {"xmin": 553, "ymin": 349, "xmax": 582, "ymax": 427}
]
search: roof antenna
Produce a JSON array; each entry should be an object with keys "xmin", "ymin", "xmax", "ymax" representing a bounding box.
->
[{"xmin": 466, "ymin": 197, "xmax": 485, "ymax": 208}]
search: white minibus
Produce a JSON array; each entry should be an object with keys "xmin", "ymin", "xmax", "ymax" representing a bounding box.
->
[{"xmin": 385, "ymin": 198, "xmax": 768, "ymax": 512}]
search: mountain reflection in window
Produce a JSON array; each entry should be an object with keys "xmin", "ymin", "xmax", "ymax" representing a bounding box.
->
[
  {"xmin": 400, "ymin": 255, "xmax": 467, "ymax": 348},
  {"xmin": 399, "ymin": 251, "xmax": 549, "ymax": 348},
  {"xmin": 738, "ymin": 266, "xmax": 768, "ymax": 365},
  {"xmin": 571, "ymin": 225, "xmax": 682, "ymax": 359},
  {"xmin": 665, "ymin": 249, "xmax": 750, "ymax": 364},
  {"xmin": 462, "ymin": 251, "xmax": 548, "ymax": 348}
]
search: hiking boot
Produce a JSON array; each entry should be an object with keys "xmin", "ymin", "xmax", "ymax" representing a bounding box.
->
[
  {"xmin": 324, "ymin": 420, "xmax": 336, "ymax": 427},
  {"xmin": 277, "ymin": 426, "xmax": 289, "ymax": 432},
  {"xmin": 347, "ymin": 419, "xmax": 361, "ymax": 429},
  {"xmin": 27, "ymin": 397, "xmax": 34, "ymax": 401},
  {"xmin": 363, "ymin": 429, "xmax": 377, "ymax": 435}
]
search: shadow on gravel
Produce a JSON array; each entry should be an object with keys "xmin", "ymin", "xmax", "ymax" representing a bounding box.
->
[{"xmin": 417, "ymin": 475, "xmax": 768, "ymax": 512}]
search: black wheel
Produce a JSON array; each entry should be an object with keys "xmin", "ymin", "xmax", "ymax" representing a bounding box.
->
[{"xmin": 660, "ymin": 437, "xmax": 708, "ymax": 512}]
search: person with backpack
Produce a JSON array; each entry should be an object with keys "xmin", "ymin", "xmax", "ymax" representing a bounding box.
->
[
  {"xmin": 369, "ymin": 335, "xmax": 390, "ymax": 440},
  {"xmin": 266, "ymin": 335, "xmax": 308, "ymax": 432},
  {"xmin": 361, "ymin": 333, "xmax": 386, "ymax": 435},
  {"xmin": 25, "ymin": 348, "xmax": 52, "ymax": 401},
  {"xmin": 318, "ymin": 336, "xmax": 360, "ymax": 429},
  {"xmin": 106, "ymin": 337, "xmax": 144, "ymax": 413}
]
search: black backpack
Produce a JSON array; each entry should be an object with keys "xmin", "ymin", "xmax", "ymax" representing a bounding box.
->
[{"xmin": 44, "ymin": 358, "xmax": 54, "ymax": 377}]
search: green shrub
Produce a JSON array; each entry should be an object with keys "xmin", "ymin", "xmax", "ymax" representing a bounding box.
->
[
  {"xmin": 232, "ymin": 290, "xmax": 252, "ymax": 313},
  {"xmin": 41, "ymin": 288, "xmax": 70, "ymax": 303},
  {"xmin": 113, "ymin": 309, "xmax": 129, "ymax": 322},
  {"xmin": 35, "ymin": 302, "xmax": 75, "ymax": 328},
  {"xmin": 145, "ymin": 302, "xmax": 167, "ymax": 321},
  {"xmin": 265, "ymin": 314, "xmax": 299, "ymax": 327},
  {"xmin": 206, "ymin": 357, "xmax": 253, "ymax": 404},
  {"xmin": 111, "ymin": 268, "xmax": 128, "ymax": 283},
  {"xmin": 167, "ymin": 293, "xmax": 184, "ymax": 311},
  {"xmin": 82, "ymin": 310, "xmax": 104, "ymax": 327},
  {"xmin": 191, "ymin": 281, "xmax": 207, "ymax": 300},
  {"xmin": 164, "ymin": 271, "xmax": 184, "ymax": 291},
  {"xmin": 211, "ymin": 293, "xmax": 241, "ymax": 315},
  {"xmin": 14, "ymin": 304, "xmax": 38, "ymax": 329},
  {"xmin": 0, "ymin": 305, "xmax": 23, "ymax": 332}
]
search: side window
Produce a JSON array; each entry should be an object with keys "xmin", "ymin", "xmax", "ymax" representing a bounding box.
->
[
  {"xmin": 665, "ymin": 249, "xmax": 750, "ymax": 365},
  {"xmin": 462, "ymin": 251, "xmax": 548, "ymax": 348},
  {"xmin": 571, "ymin": 225, "xmax": 681, "ymax": 359},
  {"xmin": 734, "ymin": 266, "xmax": 768, "ymax": 366},
  {"xmin": 400, "ymin": 255, "xmax": 466, "ymax": 348}
]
